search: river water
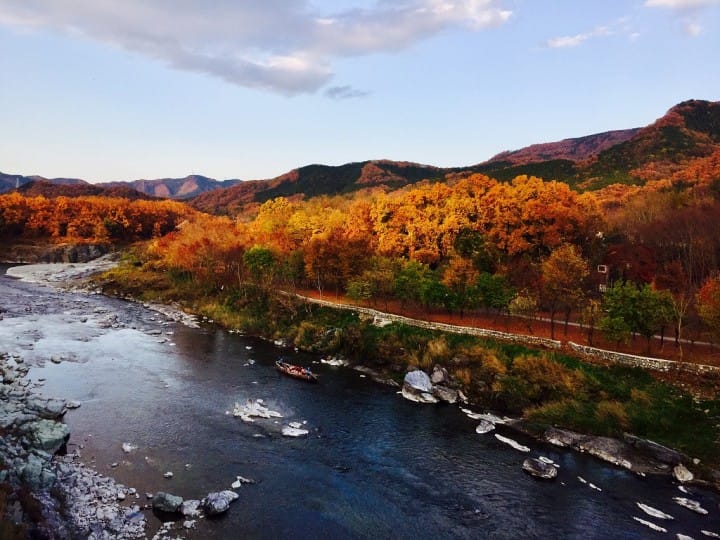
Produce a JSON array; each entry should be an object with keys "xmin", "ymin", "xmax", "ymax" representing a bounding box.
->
[{"xmin": 1, "ymin": 267, "xmax": 718, "ymax": 539}]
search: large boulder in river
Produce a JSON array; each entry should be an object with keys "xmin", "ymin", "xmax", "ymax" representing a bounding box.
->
[
  {"xmin": 401, "ymin": 370, "xmax": 438, "ymax": 403},
  {"xmin": 202, "ymin": 490, "xmax": 239, "ymax": 516},
  {"xmin": 522, "ymin": 458, "xmax": 558, "ymax": 480},
  {"xmin": 153, "ymin": 492, "xmax": 184, "ymax": 513},
  {"xmin": 403, "ymin": 370, "xmax": 433, "ymax": 393}
]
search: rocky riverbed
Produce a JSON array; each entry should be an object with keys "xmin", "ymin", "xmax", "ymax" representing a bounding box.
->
[
  {"xmin": 0, "ymin": 353, "xmax": 147, "ymax": 539},
  {"xmin": 0, "ymin": 261, "xmax": 244, "ymax": 539}
]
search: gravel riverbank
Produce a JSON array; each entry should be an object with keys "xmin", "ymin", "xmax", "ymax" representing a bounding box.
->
[{"xmin": 0, "ymin": 353, "xmax": 147, "ymax": 539}]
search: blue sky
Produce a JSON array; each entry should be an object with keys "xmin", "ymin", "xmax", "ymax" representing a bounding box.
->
[{"xmin": 0, "ymin": 0, "xmax": 718, "ymax": 183}]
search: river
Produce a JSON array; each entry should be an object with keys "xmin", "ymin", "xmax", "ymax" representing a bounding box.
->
[{"xmin": 1, "ymin": 266, "xmax": 718, "ymax": 539}]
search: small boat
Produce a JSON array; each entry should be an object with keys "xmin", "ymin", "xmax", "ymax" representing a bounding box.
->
[{"xmin": 275, "ymin": 360, "xmax": 318, "ymax": 383}]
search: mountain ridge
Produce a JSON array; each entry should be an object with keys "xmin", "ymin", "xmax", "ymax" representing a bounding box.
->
[{"xmin": 3, "ymin": 99, "xmax": 719, "ymax": 209}]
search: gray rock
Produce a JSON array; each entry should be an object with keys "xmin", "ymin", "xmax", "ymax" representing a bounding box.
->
[
  {"xmin": 20, "ymin": 453, "xmax": 56, "ymax": 490},
  {"xmin": 22, "ymin": 419, "xmax": 70, "ymax": 454},
  {"xmin": 545, "ymin": 427, "xmax": 633, "ymax": 470},
  {"xmin": 403, "ymin": 370, "xmax": 433, "ymax": 393},
  {"xmin": 0, "ymin": 411, "xmax": 20, "ymax": 430},
  {"xmin": 430, "ymin": 365, "xmax": 449, "ymax": 385},
  {"xmin": 181, "ymin": 499, "xmax": 201, "ymax": 517},
  {"xmin": 400, "ymin": 387, "xmax": 438, "ymax": 403},
  {"xmin": 623, "ymin": 434, "xmax": 686, "ymax": 465},
  {"xmin": 544, "ymin": 426, "xmax": 587, "ymax": 448},
  {"xmin": 673, "ymin": 463, "xmax": 694, "ymax": 483},
  {"xmin": 25, "ymin": 398, "xmax": 67, "ymax": 419},
  {"xmin": 432, "ymin": 385, "xmax": 458, "ymax": 404},
  {"xmin": 96, "ymin": 506, "xmax": 119, "ymax": 521},
  {"xmin": 152, "ymin": 492, "xmax": 183, "ymax": 513},
  {"xmin": 201, "ymin": 490, "xmax": 239, "ymax": 516},
  {"xmin": 475, "ymin": 419, "xmax": 495, "ymax": 434},
  {"xmin": 522, "ymin": 458, "xmax": 558, "ymax": 480},
  {"xmin": 578, "ymin": 437, "xmax": 633, "ymax": 470}
]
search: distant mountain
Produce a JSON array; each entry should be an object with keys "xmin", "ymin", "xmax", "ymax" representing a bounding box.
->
[
  {"xmin": 487, "ymin": 129, "xmax": 641, "ymax": 166},
  {"xmin": 98, "ymin": 175, "xmax": 242, "ymax": 199},
  {"xmin": 0, "ymin": 172, "xmax": 241, "ymax": 199},
  {"xmin": 578, "ymin": 99, "xmax": 720, "ymax": 187},
  {"xmin": 190, "ymin": 160, "xmax": 445, "ymax": 215},
  {"xmin": 467, "ymin": 99, "xmax": 720, "ymax": 190},
  {"xmin": 16, "ymin": 179, "xmax": 157, "ymax": 200},
  {"xmin": 0, "ymin": 172, "xmax": 40, "ymax": 192}
]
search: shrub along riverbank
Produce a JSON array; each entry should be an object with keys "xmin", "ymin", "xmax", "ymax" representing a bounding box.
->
[{"xmin": 94, "ymin": 252, "xmax": 720, "ymax": 469}]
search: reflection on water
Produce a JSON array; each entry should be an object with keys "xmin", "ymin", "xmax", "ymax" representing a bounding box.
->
[{"xmin": 3, "ymin": 273, "xmax": 719, "ymax": 539}]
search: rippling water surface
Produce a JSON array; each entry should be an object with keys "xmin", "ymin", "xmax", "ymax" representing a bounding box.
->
[{"xmin": 1, "ymin": 269, "xmax": 719, "ymax": 539}]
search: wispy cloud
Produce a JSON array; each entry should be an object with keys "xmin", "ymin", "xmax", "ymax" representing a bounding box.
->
[
  {"xmin": 684, "ymin": 21, "xmax": 703, "ymax": 35},
  {"xmin": 644, "ymin": 0, "xmax": 718, "ymax": 37},
  {"xmin": 645, "ymin": 0, "xmax": 719, "ymax": 7},
  {"xmin": 545, "ymin": 25, "xmax": 612, "ymax": 49},
  {"xmin": 0, "ymin": 0, "xmax": 512, "ymax": 96},
  {"xmin": 325, "ymin": 85, "xmax": 370, "ymax": 100}
]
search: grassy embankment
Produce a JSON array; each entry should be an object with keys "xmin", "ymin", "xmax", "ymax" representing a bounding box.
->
[{"xmin": 95, "ymin": 251, "xmax": 720, "ymax": 466}]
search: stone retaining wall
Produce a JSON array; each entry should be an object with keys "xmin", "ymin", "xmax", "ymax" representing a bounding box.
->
[
  {"xmin": 304, "ymin": 296, "xmax": 562, "ymax": 350},
  {"xmin": 302, "ymin": 295, "xmax": 720, "ymax": 375},
  {"xmin": 567, "ymin": 342, "xmax": 720, "ymax": 375}
]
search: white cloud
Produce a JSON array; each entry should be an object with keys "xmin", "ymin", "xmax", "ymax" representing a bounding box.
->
[
  {"xmin": 0, "ymin": 0, "xmax": 512, "ymax": 96},
  {"xmin": 545, "ymin": 25, "xmax": 611, "ymax": 49},
  {"xmin": 645, "ymin": 0, "xmax": 719, "ymax": 7},
  {"xmin": 685, "ymin": 21, "xmax": 703, "ymax": 34},
  {"xmin": 644, "ymin": 0, "xmax": 718, "ymax": 37}
]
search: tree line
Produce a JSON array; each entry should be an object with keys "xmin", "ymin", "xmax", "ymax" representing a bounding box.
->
[
  {"xmin": 3, "ymin": 171, "xmax": 720, "ymax": 353},
  {"xmin": 149, "ymin": 173, "xmax": 720, "ymax": 353}
]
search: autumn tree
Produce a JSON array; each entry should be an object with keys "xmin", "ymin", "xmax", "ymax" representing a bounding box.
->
[
  {"xmin": 441, "ymin": 255, "xmax": 479, "ymax": 317},
  {"xmin": 472, "ymin": 272, "xmax": 515, "ymax": 319},
  {"xmin": 541, "ymin": 244, "xmax": 589, "ymax": 338},
  {"xmin": 393, "ymin": 260, "xmax": 439, "ymax": 308},
  {"xmin": 478, "ymin": 176, "xmax": 600, "ymax": 258},
  {"xmin": 508, "ymin": 291, "xmax": 539, "ymax": 334},
  {"xmin": 243, "ymin": 245, "xmax": 278, "ymax": 290},
  {"xmin": 453, "ymin": 228, "xmax": 498, "ymax": 273},
  {"xmin": 654, "ymin": 260, "xmax": 695, "ymax": 356},
  {"xmin": 579, "ymin": 299, "xmax": 602, "ymax": 346},
  {"xmin": 600, "ymin": 282, "xmax": 673, "ymax": 353},
  {"xmin": 697, "ymin": 275, "xmax": 720, "ymax": 342},
  {"xmin": 346, "ymin": 257, "xmax": 397, "ymax": 308}
]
